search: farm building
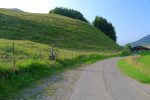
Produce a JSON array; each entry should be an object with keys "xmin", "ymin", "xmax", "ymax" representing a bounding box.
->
[{"xmin": 131, "ymin": 46, "xmax": 150, "ymax": 52}]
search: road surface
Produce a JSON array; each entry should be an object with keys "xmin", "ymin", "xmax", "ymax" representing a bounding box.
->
[{"xmin": 70, "ymin": 57, "xmax": 150, "ymax": 100}]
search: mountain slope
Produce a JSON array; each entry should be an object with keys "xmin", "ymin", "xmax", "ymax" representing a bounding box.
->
[
  {"xmin": 0, "ymin": 8, "xmax": 121, "ymax": 51},
  {"xmin": 131, "ymin": 35, "xmax": 150, "ymax": 47}
]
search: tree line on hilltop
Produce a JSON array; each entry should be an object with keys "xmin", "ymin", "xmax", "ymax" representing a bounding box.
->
[
  {"xmin": 49, "ymin": 7, "xmax": 88, "ymax": 23},
  {"xmin": 49, "ymin": 7, "xmax": 117, "ymax": 42}
]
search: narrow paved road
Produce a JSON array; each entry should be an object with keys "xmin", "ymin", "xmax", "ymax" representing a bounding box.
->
[{"xmin": 70, "ymin": 57, "xmax": 150, "ymax": 100}]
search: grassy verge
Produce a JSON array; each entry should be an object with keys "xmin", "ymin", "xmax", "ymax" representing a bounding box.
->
[
  {"xmin": 0, "ymin": 54, "xmax": 110, "ymax": 99},
  {"xmin": 118, "ymin": 52, "xmax": 150, "ymax": 83}
]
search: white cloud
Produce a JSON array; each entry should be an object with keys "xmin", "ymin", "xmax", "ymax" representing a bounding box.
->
[{"xmin": 0, "ymin": 0, "xmax": 55, "ymax": 13}]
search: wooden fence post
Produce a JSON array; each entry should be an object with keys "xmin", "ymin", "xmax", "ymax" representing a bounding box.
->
[
  {"xmin": 39, "ymin": 48, "xmax": 42, "ymax": 60},
  {"xmin": 12, "ymin": 43, "xmax": 16, "ymax": 72},
  {"xmin": 49, "ymin": 44, "xmax": 55, "ymax": 61}
]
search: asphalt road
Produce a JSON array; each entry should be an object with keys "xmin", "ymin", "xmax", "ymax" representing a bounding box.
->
[{"xmin": 70, "ymin": 57, "xmax": 150, "ymax": 100}]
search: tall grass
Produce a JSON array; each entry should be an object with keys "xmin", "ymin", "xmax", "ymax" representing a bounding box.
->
[
  {"xmin": 118, "ymin": 52, "xmax": 150, "ymax": 83},
  {"xmin": 0, "ymin": 39, "xmax": 85, "ymax": 71}
]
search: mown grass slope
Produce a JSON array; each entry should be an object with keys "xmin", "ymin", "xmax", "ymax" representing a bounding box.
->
[
  {"xmin": 0, "ymin": 8, "xmax": 121, "ymax": 51},
  {"xmin": 118, "ymin": 52, "xmax": 150, "ymax": 83}
]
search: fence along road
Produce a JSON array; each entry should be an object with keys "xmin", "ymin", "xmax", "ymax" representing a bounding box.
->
[{"xmin": 70, "ymin": 57, "xmax": 150, "ymax": 100}]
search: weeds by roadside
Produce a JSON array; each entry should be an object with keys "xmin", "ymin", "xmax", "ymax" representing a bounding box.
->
[
  {"xmin": 118, "ymin": 52, "xmax": 150, "ymax": 83},
  {"xmin": 0, "ymin": 53, "xmax": 109, "ymax": 99}
]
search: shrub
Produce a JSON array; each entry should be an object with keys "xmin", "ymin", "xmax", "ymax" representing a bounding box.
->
[
  {"xmin": 49, "ymin": 7, "xmax": 88, "ymax": 23},
  {"xmin": 122, "ymin": 44, "xmax": 132, "ymax": 56},
  {"xmin": 93, "ymin": 16, "xmax": 117, "ymax": 42}
]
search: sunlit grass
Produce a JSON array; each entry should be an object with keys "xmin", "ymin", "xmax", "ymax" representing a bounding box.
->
[
  {"xmin": 0, "ymin": 38, "xmax": 84, "ymax": 66},
  {"xmin": 0, "ymin": 8, "xmax": 121, "ymax": 51},
  {"xmin": 118, "ymin": 52, "xmax": 150, "ymax": 83}
]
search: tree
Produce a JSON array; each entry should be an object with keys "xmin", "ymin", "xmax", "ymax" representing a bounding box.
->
[
  {"xmin": 122, "ymin": 44, "xmax": 132, "ymax": 56},
  {"xmin": 49, "ymin": 7, "xmax": 88, "ymax": 23},
  {"xmin": 125, "ymin": 44, "xmax": 132, "ymax": 50},
  {"xmin": 93, "ymin": 16, "xmax": 117, "ymax": 42}
]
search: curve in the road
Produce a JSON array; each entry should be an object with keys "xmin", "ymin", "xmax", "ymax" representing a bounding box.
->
[{"xmin": 70, "ymin": 57, "xmax": 150, "ymax": 100}]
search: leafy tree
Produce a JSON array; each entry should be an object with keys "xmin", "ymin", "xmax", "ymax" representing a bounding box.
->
[
  {"xmin": 122, "ymin": 44, "xmax": 132, "ymax": 56},
  {"xmin": 93, "ymin": 16, "xmax": 117, "ymax": 42},
  {"xmin": 49, "ymin": 7, "xmax": 88, "ymax": 23},
  {"xmin": 125, "ymin": 44, "xmax": 132, "ymax": 50}
]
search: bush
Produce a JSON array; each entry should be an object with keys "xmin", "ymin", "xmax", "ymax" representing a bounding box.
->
[
  {"xmin": 122, "ymin": 44, "xmax": 132, "ymax": 56},
  {"xmin": 49, "ymin": 7, "xmax": 88, "ymax": 23},
  {"xmin": 93, "ymin": 16, "xmax": 117, "ymax": 42}
]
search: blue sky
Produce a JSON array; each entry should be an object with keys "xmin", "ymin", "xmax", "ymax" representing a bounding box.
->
[{"xmin": 0, "ymin": 0, "xmax": 150, "ymax": 45}]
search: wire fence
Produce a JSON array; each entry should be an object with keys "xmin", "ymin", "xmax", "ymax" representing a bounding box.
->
[{"xmin": 0, "ymin": 42, "xmax": 85, "ymax": 71}]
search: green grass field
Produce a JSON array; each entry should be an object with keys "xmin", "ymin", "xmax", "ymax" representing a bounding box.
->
[
  {"xmin": 0, "ymin": 38, "xmax": 85, "ymax": 73},
  {"xmin": 0, "ymin": 8, "xmax": 121, "ymax": 51},
  {"xmin": 0, "ymin": 9, "xmax": 121, "ymax": 99},
  {"xmin": 118, "ymin": 52, "xmax": 150, "ymax": 83}
]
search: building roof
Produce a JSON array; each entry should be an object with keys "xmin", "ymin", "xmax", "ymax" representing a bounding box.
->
[
  {"xmin": 144, "ymin": 45, "xmax": 150, "ymax": 49},
  {"xmin": 131, "ymin": 46, "xmax": 150, "ymax": 51}
]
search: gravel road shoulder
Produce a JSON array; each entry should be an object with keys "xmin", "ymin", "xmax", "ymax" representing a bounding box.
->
[{"xmin": 18, "ymin": 66, "xmax": 89, "ymax": 100}]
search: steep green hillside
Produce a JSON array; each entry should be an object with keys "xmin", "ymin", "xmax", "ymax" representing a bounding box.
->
[{"xmin": 0, "ymin": 8, "xmax": 121, "ymax": 51}]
